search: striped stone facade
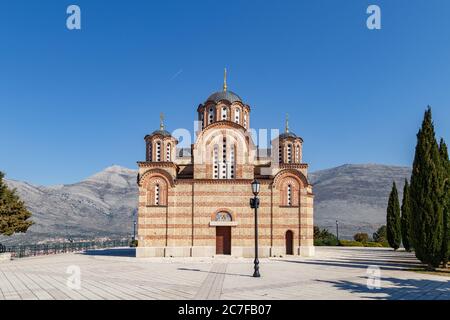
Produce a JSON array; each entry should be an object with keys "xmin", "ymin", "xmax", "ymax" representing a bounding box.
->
[{"xmin": 136, "ymin": 86, "xmax": 314, "ymax": 258}]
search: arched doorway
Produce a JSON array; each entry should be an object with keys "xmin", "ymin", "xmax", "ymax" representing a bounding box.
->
[
  {"xmin": 285, "ymin": 230, "xmax": 294, "ymax": 255},
  {"xmin": 215, "ymin": 212, "xmax": 232, "ymax": 255}
]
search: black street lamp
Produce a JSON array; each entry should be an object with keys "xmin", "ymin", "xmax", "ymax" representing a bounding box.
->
[
  {"xmin": 132, "ymin": 212, "xmax": 137, "ymax": 242},
  {"xmin": 250, "ymin": 179, "xmax": 261, "ymax": 278},
  {"xmin": 336, "ymin": 220, "xmax": 339, "ymax": 243}
]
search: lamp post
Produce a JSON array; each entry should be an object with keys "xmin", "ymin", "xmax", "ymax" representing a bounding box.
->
[
  {"xmin": 250, "ymin": 179, "xmax": 261, "ymax": 278},
  {"xmin": 336, "ymin": 220, "xmax": 339, "ymax": 244},
  {"xmin": 132, "ymin": 212, "xmax": 137, "ymax": 242}
]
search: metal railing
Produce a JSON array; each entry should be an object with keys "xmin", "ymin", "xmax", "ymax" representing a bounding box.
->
[{"xmin": 1, "ymin": 239, "xmax": 131, "ymax": 259}]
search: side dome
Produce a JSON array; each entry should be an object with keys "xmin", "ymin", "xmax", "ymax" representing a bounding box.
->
[
  {"xmin": 144, "ymin": 114, "xmax": 178, "ymax": 163},
  {"xmin": 151, "ymin": 129, "xmax": 172, "ymax": 137},
  {"xmin": 279, "ymin": 132, "xmax": 299, "ymax": 139}
]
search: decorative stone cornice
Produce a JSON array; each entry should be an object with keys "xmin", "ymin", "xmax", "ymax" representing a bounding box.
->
[
  {"xmin": 202, "ymin": 120, "xmax": 247, "ymax": 132},
  {"xmin": 138, "ymin": 161, "xmax": 178, "ymax": 169},
  {"xmin": 279, "ymin": 163, "xmax": 308, "ymax": 170},
  {"xmin": 209, "ymin": 221, "xmax": 238, "ymax": 227},
  {"xmin": 198, "ymin": 100, "xmax": 251, "ymax": 111},
  {"xmin": 144, "ymin": 134, "xmax": 178, "ymax": 143},
  {"xmin": 272, "ymin": 169, "xmax": 310, "ymax": 189},
  {"xmin": 138, "ymin": 168, "xmax": 175, "ymax": 187},
  {"xmin": 175, "ymin": 178, "xmax": 273, "ymax": 185},
  {"xmin": 279, "ymin": 136, "xmax": 304, "ymax": 142}
]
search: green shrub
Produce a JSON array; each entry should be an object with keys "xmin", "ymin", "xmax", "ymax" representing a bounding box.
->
[
  {"xmin": 373, "ymin": 225, "xmax": 387, "ymax": 243},
  {"xmin": 377, "ymin": 241, "xmax": 390, "ymax": 247},
  {"xmin": 130, "ymin": 239, "xmax": 138, "ymax": 248},
  {"xmin": 339, "ymin": 240, "xmax": 364, "ymax": 247},
  {"xmin": 314, "ymin": 226, "xmax": 338, "ymax": 246},
  {"xmin": 353, "ymin": 233, "xmax": 369, "ymax": 243},
  {"xmin": 372, "ymin": 225, "xmax": 390, "ymax": 247},
  {"xmin": 314, "ymin": 238, "xmax": 338, "ymax": 246},
  {"xmin": 338, "ymin": 240, "xmax": 388, "ymax": 248},
  {"xmin": 364, "ymin": 241, "xmax": 384, "ymax": 247}
]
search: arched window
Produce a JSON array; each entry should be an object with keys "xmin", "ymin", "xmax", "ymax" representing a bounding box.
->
[
  {"xmin": 213, "ymin": 139, "xmax": 236, "ymax": 180},
  {"xmin": 235, "ymin": 108, "xmax": 240, "ymax": 124},
  {"xmin": 147, "ymin": 143, "xmax": 152, "ymax": 161},
  {"xmin": 213, "ymin": 145, "xmax": 219, "ymax": 179},
  {"xmin": 296, "ymin": 145, "xmax": 300, "ymax": 163},
  {"xmin": 244, "ymin": 113, "xmax": 248, "ymax": 128},
  {"xmin": 280, "ymin": 179, "xmax": 299, "ymax": 207},
  {"xmin": 208, "ymin": 107, "xmax": 215, "ymax": 125},
  {"xmin": 154, "ymin": 184, "xmax": 160, "ymax": 205},
  {"xmin": 287, "ymin": 184, "xmax": 292, "ymax": 206},
  {"xmin": 156, "ymin": 142, "xmax": 161, "ymax": 162},
  {"xmin": 146, "ymin": 178, "xmax": 168, "ymax": 206},
  {"xmin": 166, "ymin": 143, "xmax": 171, "ymax": 162},
  {"xmin": 287, "ymin": 144, "xmax": 292, "ymax": 164},
  {"xmin": 279, "ymin": 145, "xmax": 283, "ymax": 164},
  {"xmin": 221, "ymin": 137, "xmax": 227, "ymax": 179},
  {"xmin": 221, "ymin": 107, "xmax": 228, "ymax": 120},
  {"xmin": 201, "ymin": 113, "xmax": 204, "ymax": 129},
  {"xmin": 230, "ymin": 145, "xmax": 236, "ymax": 179}
]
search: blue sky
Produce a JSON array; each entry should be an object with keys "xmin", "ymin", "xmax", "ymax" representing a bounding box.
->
[{"xmin": 1, "ymin": 0, "xmax": 449, "ymax": 185}]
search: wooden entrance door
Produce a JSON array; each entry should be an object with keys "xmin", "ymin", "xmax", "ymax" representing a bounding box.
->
[
  {"xmin": 216, "ymin": 227, "xmax": 231, "ymax": 255},
  {"xmin": 286, "ymin": 230, "xmax": 294, "ymax": 255}
]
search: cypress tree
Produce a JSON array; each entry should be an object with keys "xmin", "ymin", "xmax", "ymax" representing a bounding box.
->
[
  {"xmin": 387, "ymin": 182, "xmax": 401, "ymax": 250},
  {"xmin": 401, "ymin": 179, "xmax": 412, "ymax": 252},
  {"xmin": 409, "ymin": 107, "xmax": 445, "ymax": 270},
  {"xmin": 0, "ymin": 171, "xmax": 33, "ymax": 237},
  {"xmin": 439, "ymin": 139, "xmax": 450, "ymax": 267}
]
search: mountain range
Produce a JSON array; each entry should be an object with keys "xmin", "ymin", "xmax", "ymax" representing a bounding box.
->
[{"xmin": 1, "ymin": 164, "xmax": 411, "ymax": 245}]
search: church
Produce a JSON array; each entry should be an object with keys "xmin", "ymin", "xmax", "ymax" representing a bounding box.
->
[{"xmin": 136, "ymin": 71, "xmax": 314, "ymax": 258}]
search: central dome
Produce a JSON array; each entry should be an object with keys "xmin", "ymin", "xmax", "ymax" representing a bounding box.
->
[{"xmin": 206, "ymin": 90, "xmax": 242, "ymax": 103}]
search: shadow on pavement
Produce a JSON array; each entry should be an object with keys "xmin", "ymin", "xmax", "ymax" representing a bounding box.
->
[
  {"xmin": 279, "ymin": 258, "xmax": 423, "ymax": 272},
  {"xmin": 316, "ymin": 276, "xmax": 450, "ymax": 300},
  {"xmin": 80, "ymin": 248, "xmax": 136, "ymax": 257},
  {"xmin": 178, "ymin": 267, "xmax": 254, "ymax": 278}
]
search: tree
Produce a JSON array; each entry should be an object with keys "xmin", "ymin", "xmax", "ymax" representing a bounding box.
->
[
  {"xmin": 353, "ymin": 233, "xmax": 369, "ymax": 243},
  {"xmin": 313, "ymin": 226, "xmax": 321, "ymax": 239},
  {"xmin": 409, "ymin": 107, "xmax": 445, "ymax": 270},
  {"xmin": 439, "ymin": 139, "xmax": 450, "ymax": 267},
  {"xmin": 401, "ymin": 179, "xmax": 412, "ymax": 252},
  {"xmin": 0, "ymin": 172, "xmax": 33, "ymax": 237},
  {"xmin": 387, "ymin": 182, "xmax": 401, "ymax": 250},
  {"xmin": 373, "ymin": 225, "xmax": 387, "ymax": 243},
  {"xmin": 314, "ymin": 226, "xmax": 338, "ymax": 246}
]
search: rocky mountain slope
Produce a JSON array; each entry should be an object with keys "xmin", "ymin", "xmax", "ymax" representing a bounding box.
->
[
  {"xmin": 2, "ymin": 166, "xmax": 138, "ymax": 244},
  {"xmin": 1, "ymin": 164, "xmax": 411, "ymax": 244},
  {"xmin": 309, "ymin": 164, "xmax": 410, "ymax": 238}
]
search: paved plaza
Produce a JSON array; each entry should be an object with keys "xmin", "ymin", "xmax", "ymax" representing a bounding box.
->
[{"xmin": 0, "ymin": 247, "xmax": 449, "ymax": 300}]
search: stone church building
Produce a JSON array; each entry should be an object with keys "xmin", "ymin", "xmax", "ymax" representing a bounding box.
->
[{"xmin": 136, "ymin": 73, "xmax": 314, "ymax": 258}]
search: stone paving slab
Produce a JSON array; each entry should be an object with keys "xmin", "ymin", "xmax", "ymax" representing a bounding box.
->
[{"xmin": 0, "ymin": 247, "xmax": 449, "ymax": 300}]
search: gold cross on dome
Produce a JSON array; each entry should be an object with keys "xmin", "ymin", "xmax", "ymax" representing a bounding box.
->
[
  {"xmin": 223, "ymin": 68, "xmax": 227, "ymax": 92},
  {"xmin": 160, "ymin": 113, "xmax": 165, "ymax": 130},
  {"xmin": 285, "ymin": 113, "xmax": 289, "ymax": 133}
]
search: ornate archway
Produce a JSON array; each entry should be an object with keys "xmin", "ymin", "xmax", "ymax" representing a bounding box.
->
[{"xmin": 214, "ymin": 211, "xmax": 232, "ymax": 255}]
